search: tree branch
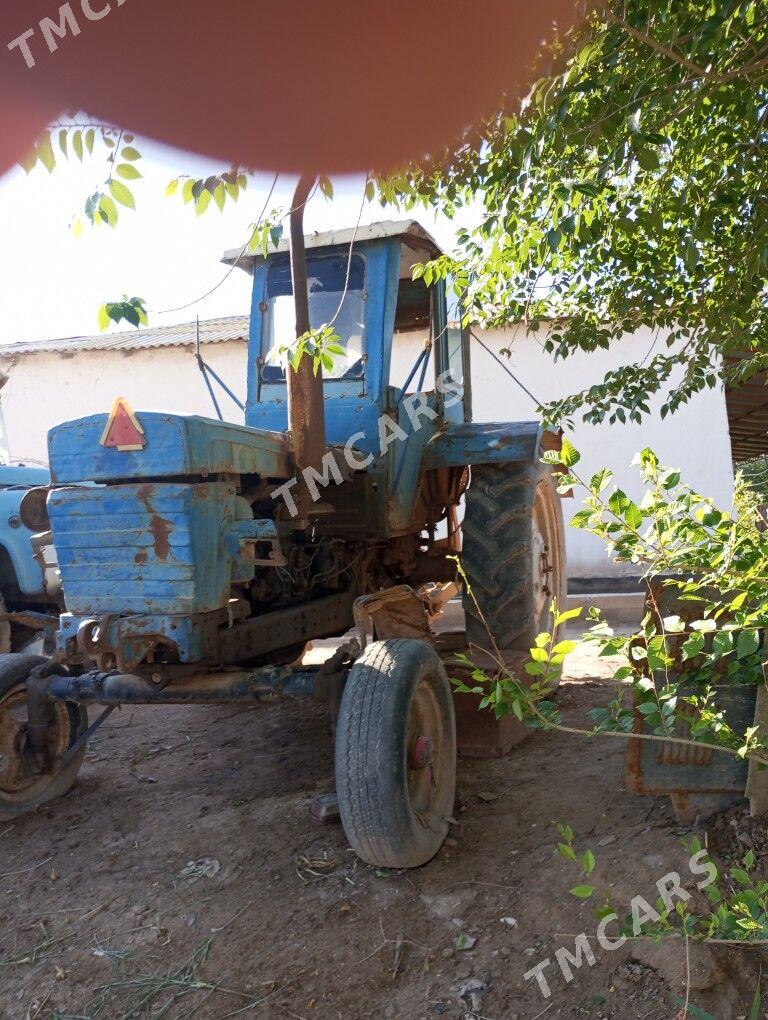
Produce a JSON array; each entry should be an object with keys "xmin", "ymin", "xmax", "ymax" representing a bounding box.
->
[{"xmin": 604, "ymin": 12, "xmax": 711, "ymax": 77}]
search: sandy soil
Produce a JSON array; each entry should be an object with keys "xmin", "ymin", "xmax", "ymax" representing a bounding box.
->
[{"xmin": 0, "ymin": 636, "xmax": 763, "ymax": 1020}]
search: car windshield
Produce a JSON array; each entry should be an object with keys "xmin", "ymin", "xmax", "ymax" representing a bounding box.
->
[{"xmin": 261, "ymin": 252, "xmax": 366, "ymax": 381}]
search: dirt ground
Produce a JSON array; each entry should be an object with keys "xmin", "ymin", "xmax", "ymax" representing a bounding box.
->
[{"xmin": 0, "ymin": 633, "xmax": 765, "ymax": 1020}]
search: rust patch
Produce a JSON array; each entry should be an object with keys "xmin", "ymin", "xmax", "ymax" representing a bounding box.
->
[
  {"xmin": 149, "ymin": 515, "xmax": 173, "ymax": 560},
  {"xmin": 137, "ymin": 484, "xmax": 174, "ymax": 561},
  {"xmin": 134, "ymin": 550, "xmax": 148, "ymax": 565}
]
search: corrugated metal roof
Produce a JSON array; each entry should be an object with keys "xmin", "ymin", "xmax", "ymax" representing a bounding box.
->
[
  {"xmin": 0, "ymin": 315, "xmax": 250, "ymax": 357},
  {"xmin": 222, "ymin": 218, "xmax": 443, "ymax": 273}
]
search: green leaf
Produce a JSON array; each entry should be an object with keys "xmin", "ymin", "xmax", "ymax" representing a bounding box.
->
[
  {"xmin": 560, "ymin": 437, "xmax": 580, "ymax": 467},
  {"xmin": 681, "ymin": 633, "xmax": 705, "ymax": 660},
  {"xmin": 636, "ymin": 148, "xmax": 660, "ymax": 172},
  {"xmin": 749, "ymin": 970, "xmax": 761, "ymax": 1020},
  {"xmin": 37, "ymin": 133, "xmax": 56, "ymax": 173},
  {"xmin": 569, "ymin": 885, "xmax": 595, "ymax": 899},
  {"xmin": 558, "ymin": 842, "xmax": 576, "ymax": 861},
  {"xmin": 553, "ymin": 640, "xmax": 578, "ymax": 656},
  {"xmin": 195, "ymin": 189, "xmax": 211, "ymax": 216},
  {"xmin": 730, "ymin": 867, "xmax": 752, "ymax": 887},
  {"xmin": 672, "ymin": 1000, "xmax": 718, "ymax": 1020},
  {"xmin": 120, "ymin": 146, "xmax": 142, "ymax": 161},
  {"xmin": 72, "ymin": 130, "xmax": 83, "ymax": 162},
  {"xmin": 555, "ymin": 607, "xmax": 583, "ymax": 625},
  {"xmin": 690, "ymin": 619, "xmax": 716, "ymax": 634},
  {"xmin": 165, "ymin": 179, "xmax": 180, "ymax": 197},
  {"xmin": 85, "ymin": 128, "xmax": 95, "ymax": 155},
  {"xmin": 524, "ymin": 661, "xmax": 546, "ymax": 676},
  {"xmin": 737, "ymin": 629, "xmax": 759, "ymax": 659},
  {"xmin": 116, "ymin": 163, "xmax": 142, "ymax": 181},
  {"xmin": 98, "ymin": 195, "xmax": 118, "ymax": 228},
  {"xmin": 97, "ymin": 304, "xmax": 111, "ymax": 331},
  {"xmin": 108, "ymin": 180, "xmax": 136, "ymax": 210},
  {"xmin": 582, "ymin": 850, "xmax": 596, "ymax": 875},
  {"xmin": 589, "ymin": 468, "xmax": 613, "ymax": 492},
  {"xmin": 638, "ymin": 702, "xmax": 659, "ymax": 716}
]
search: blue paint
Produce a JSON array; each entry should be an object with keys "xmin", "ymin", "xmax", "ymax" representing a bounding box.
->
[
  {"xmin": 423, "ymin": 422, "xmax": 542, "ymax": 470},
  {"xmin": 48, "ymin": 480, "xmax": 239, "ymax": 615},
  {"xmin": 247, "ymin": 240, "xmax": 399, "ymax": 457},
  {"xmin": 49, "ymin": 412, "xmax": 291, "ymax": 484},
  {"xmin": 0, "ymin": 471, "xmax": 50, "ymax": 596}
]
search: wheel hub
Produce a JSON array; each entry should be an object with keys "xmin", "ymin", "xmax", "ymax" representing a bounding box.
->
[
  {"xmin": 0, "ymin": 687, "xmax": 70, "ymax": 794},
  {"xmin": 409, "ymin": 735, "xmax": 434, "ymax": 770}
]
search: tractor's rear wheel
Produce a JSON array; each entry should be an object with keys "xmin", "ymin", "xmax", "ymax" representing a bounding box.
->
[
  {"xmin": 461, "ymin": 461, "xmax": 566, "ymax": 653},
  {"xmin": 335, "ymin": 639, "xmax": 456, "ymax": 868},
  {"xmin": 0, "ymin": 654, "xmax": 88, "ymax": 820}
]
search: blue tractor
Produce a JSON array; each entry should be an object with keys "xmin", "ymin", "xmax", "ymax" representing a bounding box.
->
[{"xmin": 0, "ymin": 194, "xmax": 564, "ymax": 867}]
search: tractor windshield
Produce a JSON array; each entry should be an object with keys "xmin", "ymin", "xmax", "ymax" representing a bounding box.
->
[{"xmin": 261, "ymin": 252, "xmax": 366, "ymax": 381}]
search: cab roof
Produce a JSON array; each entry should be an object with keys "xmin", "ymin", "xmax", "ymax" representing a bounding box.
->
[{"xmin": 221, "ymin": 219, "xmax": 443, "ymax": 275}]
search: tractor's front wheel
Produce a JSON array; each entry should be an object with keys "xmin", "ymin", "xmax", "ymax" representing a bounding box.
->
[
  {"xmin": 461, "ymin": 461, "xmax": 566, "ymax": 653},
  {"xmin": 335, "ymin": 639, "xmax": 456, "ymax": 868},
  {"xmin": 0, "ymin": 655, "xmax": 88, "ymax": 820}
]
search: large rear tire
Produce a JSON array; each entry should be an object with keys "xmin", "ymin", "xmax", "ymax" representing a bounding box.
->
[
  {"xmin": 335, "ymin": 639, "xmax": 456, "ymax": 869},
  {"xmin": 461, "ymin": 461, "xmax": 566, "ymax": 653},
  {"xmin": 0, "ymin": 654, "xmax": 88, "ymax": 820}
]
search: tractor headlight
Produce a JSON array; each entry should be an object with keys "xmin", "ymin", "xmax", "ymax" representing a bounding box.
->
[{"xmin": 20, "ymin": 486, "xmax": 51, "ymax": 533}]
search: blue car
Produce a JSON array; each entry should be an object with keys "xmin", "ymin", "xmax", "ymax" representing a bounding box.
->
[{"xmin": 0, "ymin": 462, "xmax": 59, "ymax": 651}]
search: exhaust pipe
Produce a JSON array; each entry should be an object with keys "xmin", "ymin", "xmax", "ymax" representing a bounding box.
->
[{"xmin": 287, "ymin": 173, "xmax": 327, "ymax": 498}]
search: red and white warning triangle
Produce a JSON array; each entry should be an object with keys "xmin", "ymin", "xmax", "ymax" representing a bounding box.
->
[{"xmin": 100, "ymin": 397, "xmax": 146, "ymax": 452}]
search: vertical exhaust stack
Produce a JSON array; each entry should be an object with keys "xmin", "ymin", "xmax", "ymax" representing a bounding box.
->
[{"xmin": 287, "ymin": 173, "xmax": 327, "ymax": 502}]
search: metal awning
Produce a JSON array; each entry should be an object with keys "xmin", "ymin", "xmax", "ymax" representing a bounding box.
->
[{"xmin": 726, "ymin": 360, "xmax": 768, "ymax": 461}]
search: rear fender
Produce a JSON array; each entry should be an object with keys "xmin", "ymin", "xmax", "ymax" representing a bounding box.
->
[{"xmin": 423, "ymin": 421, "xmax": 553, "ymax": 470}]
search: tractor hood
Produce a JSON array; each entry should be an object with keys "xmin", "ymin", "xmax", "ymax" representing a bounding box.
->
[{"xmin": 48, "ymin": 410, "xmax": 293, "ymax": 485}]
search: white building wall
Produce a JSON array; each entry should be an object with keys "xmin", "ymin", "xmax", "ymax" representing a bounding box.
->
[
  {"xmin": 0, "ymin": 327, "xmax": 735, "ymax": 581},
  {"xmin": 0, "ymin": 342, "xmax": 248, "ymax": 467}
]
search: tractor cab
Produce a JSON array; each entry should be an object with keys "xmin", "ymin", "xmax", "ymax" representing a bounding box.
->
[
  {"xmin": 223, "ymin": 219, "xmax": 472, "ymax": 446},
  {"xmin": 223, "ymin": 219, "xmax": 473, "ymax": 534}
]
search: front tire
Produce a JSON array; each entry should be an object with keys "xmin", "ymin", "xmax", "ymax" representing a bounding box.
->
[
  {"xmin": 335, "ymin": 639, "xmax": 456, "ymax": 868},
  {"xmin": 462, "ymin": 461, "xmax": 566, "ymax": 653},
  {"xmin": 0, "ymin": 654, "xmax": 88, "ymax": 820}
]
